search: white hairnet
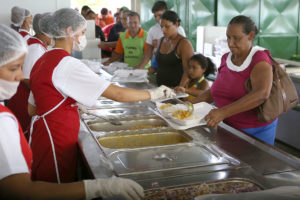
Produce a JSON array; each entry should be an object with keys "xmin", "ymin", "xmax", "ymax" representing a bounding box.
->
[
  {"xmin": 0, "ymin": 24, "xmax": 27, "ymax": 67},
  {"xmin": 11, "ymin": 6, "xmax": 31, "ymax": 27},
  {"xmin": 40, "ymin": 8, "xmax": 87, "ymax": 38},
  {"xmin": 33, "ymin": 13, "xmax": 50, "ymax": 35}
]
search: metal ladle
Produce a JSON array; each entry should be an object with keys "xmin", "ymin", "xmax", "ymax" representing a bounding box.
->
[
  {"xmin": 162, "ymin": 89, "xmax": 194, "ymax": 114},
  {"xmin": 175, "ymin": 98, "xmax": 194, "ymax": 114},
  {"xmin": 87, "ymin": 112, "xmax": 122, "ymax": 126}
]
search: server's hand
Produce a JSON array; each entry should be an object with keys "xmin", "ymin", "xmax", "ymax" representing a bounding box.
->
[
  {"xmin": 148, "ymin": 85, "xmax": 176, "ymax": 100},
  {"xmin": 84, "ymin": 178, "xmax": 144, "ymax": 200},
  {"xmin": 77, "ymin": 104, "xmax": 88, "ymax": 113}
]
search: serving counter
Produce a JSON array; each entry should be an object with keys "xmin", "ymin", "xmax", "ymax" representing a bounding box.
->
[{"xmin": 77, "ymin": 66, "xmax": 300, "ymax": 199}]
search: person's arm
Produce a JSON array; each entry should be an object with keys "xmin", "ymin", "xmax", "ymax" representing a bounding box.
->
[
  {"xmin": 148, "ymin": 66, "xmax": 157, "ymax": 75},
  {"xmin": 175, "ymin": 86, "xmax": 208, "ymax": 99},
  {"xmin": 185, "ymin": 88, "xmax": 207, "ymax": 98},
  {"xmin": 98, "ymin": 41, "xmax": 118, "ymax": 49},
  {"xmin": 103, "ymin": 52, "xmax": 122, "ymax": 66},
  {"xmin": 103, "ymin": 37, "xmax": 123, "ymax": 66},
  {"xmin": 134, "ymin": 44, "xmax": 154, "ymax": 69},
  {"xmin": 0, "ymin": 173, "xmax": 85, "ymax": 200},
  {"xmin": 28, "ymin": 103, "xmax": 36, "ymax": 116},
  {"xmin": 190, "ymin": 89, "xmax": 214, "ymax": 104},
  {"xmin": 178, "ymin": 39, "xmax": 194, "ymax": 87},
  {"xmin": 182, "ymin": 81, "xmax": 209, "ymax": 98},
  {"xmin": 27, "ymin": 91, "xmax": 36, "ymax": 116},
  {"xmin": 102, "ymin": 84, "xmax": 150, "ymax": 102},
  {"xmin": 101, "ymin": 84, "xmax": 175, "ymax": 102},
  {"xmin": 204, "ymin": 61, "xmax": 273, "ymax": 127},
  {"xmin": 0, "ymin": 173, "xmax": 145, "ymax": 200}
]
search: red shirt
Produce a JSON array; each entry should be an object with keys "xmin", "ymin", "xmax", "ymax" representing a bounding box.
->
[
  {"xmin": 102, "ymin": 23, "xmax": 115, "ymax": 39},
  {"xmin": 211, "ymin": 50, "xmax": 274, "ymax": 129}
]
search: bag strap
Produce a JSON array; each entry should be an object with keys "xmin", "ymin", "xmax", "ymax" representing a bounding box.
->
[{"xmin": 266, "ymin": 54, "xmax": 288, "ymax": 111}]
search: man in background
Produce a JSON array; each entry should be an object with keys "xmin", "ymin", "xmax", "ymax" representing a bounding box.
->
[
  {"xmin": 97, "ymin": 7, "xmax": 114, "ymax": 28},
  {"xmin": 102, "ymin": 12, "xmax": 120, "ymax": 39},
  {"xmin": 103, "ymin": 11, "xmax": 150, "ymax": 68},
  {"xmin": 98, "ymin": 8, "xmax": 130, "ymax": 57},
  {"xmin": 134, "ymin": 1, "xmax": 186, "ymax": 71}
]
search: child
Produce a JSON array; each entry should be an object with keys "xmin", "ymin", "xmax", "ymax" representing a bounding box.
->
[{"xmin": 174, "ymin": 54, "xmax": 216, "ymax": 101}]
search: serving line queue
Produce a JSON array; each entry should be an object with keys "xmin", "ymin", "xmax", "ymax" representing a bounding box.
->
[
  {"xmin": 0, "ymin": 7, "xmax": 178, "ymax": 200},
  {"xmin": 1, "ymin": 2, "xmax": 299, "ymax": 200}
]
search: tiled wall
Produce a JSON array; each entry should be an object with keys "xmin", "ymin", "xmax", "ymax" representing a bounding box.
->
[{"xmin": 140, "ymin": 0, "xmax": 300, "ymax": 59}]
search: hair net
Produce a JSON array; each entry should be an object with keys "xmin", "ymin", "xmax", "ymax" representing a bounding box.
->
[
  {"xmin": 40, "ymin": 8, "xmax": 86, "ymax": 38},
  {"xmin": 0, "ymin": 24, "xmax": 27, "ymax": 67},
  {"xmin": 11, "ymin": 6, "xmax": 31, "ymax": 27},
  {"xmin": 33, "ymin": 13, "xmax": 50, "ymax": 35}
]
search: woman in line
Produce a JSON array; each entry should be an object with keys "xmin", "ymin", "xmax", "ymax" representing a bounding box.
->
[
  {"xmin": 192, "ymin": 15, "xmax": 277, "ymax": 145},
  {"xmin": 155, "ymin": 10, "xmax": 194, "ymax": 87},
  {"xmin": 0, "ymin": 23, "xmax": 143, "ymax": 200},
  {"xmin": 7, "ymin": 13, "xmax": 51, "ymax": 133},
  {"xmin": 10, "ymin": 6, "xmax": 32, "ymax": 41},
  {"xmin": 29, "ymin": 8, "xmax": 174, "ymax": 184},
  {"xmin": 174, "ymin": 54, "xmax": 216, "ymax": 101}
]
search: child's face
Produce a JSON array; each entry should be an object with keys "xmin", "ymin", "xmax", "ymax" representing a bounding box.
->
[{"xmin": 188, "ymin": 60, "xmax": 205, "ymax": 80}]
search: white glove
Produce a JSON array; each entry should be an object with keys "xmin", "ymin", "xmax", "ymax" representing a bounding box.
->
[
  {"xmin": 84, "ymin": 177, "xmax": 144, "ymax": 200},
  {"xmin": 77, "ymin": 104, "xmax": 88, "ymax": 113},
  {"xmin": 148, "ymin": 85, "xmax": 176, "ymax": 100}
]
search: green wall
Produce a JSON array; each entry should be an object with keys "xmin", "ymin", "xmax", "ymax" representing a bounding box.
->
[{"xmin": 140, "ymin": 0, "xmax": 300, "ymax": 59}]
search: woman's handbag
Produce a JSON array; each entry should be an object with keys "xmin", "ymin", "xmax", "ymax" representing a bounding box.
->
[{"xmin": 245, "ymin": 55, "xmax": 299, "ymax": 122}]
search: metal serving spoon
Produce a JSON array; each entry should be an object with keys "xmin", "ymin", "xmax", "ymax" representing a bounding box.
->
[
  {"xmin": 87, "ymin": 112, "xmax": 122, "ymax": 126},
  {"xmin": 175, "ymin": 97, "xmax": 194, "ymax": 114}
]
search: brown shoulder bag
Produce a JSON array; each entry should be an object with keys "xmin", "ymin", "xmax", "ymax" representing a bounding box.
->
[{"xmin": 245, "ymin": 54, "xmax": 299, "ymax": 122}]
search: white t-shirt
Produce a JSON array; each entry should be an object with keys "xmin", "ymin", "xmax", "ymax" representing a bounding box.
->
[
  {"xmin": 23, "ymin": 39, "xmax": 46, "ymax": 79},
  {"xmin": 146, "ymin": 23, "xmax": 186, "ymax": 52},
  {"xmin": 0, "ymin": 112, "xmax": 29, "ymax": 180},
  {"xmin": 29, "ymin": 51, "xmax": 111, "ymax": 107}
]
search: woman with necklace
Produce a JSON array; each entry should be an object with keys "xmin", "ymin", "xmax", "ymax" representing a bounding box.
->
[
  {"xmin": 192, "ymin": 15, "xmax": 277, "ymax": 145},
  {"xmin": 155, "ymin": 10, "xmax": 194, "ymax": 87}
]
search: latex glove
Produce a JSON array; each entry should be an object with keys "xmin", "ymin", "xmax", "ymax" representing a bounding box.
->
[
  {"xmin": 77, "ymin": 104, "xmax": 88, "ymax": 114},
  {"xmin": 148, "ymin": 85, "xmax": 176, "ymax": 100},
  {"xmin": 84, "ymin": 178, "xmax": 144, "ymax": 200}
]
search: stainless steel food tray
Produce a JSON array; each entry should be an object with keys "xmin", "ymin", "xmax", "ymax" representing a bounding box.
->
[
  {"xmin": 144, "ymin": 178, "xmax": 263, "ymax": 200},
  {"xmin": 87, "ymin": 115, "xmax": 168, "ymax": 132},
  {"xmin": 97, "ymin": 129, "xmax": 193, "ymax": 149},
  {"xmin": 106, "ymin": 142, "xmax": 238, "ymax": 176},
  {"xmin": 93, "ymin": 99, "xmax": 146, "ymax": 108},
  {"xmin": 84, "ymin": 105, "xmax": 154, "ymax": 119}
]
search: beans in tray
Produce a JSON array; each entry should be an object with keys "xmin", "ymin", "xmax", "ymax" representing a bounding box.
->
[{"xmin": 144, "ymin": 180, "xmax": 261, "ymax": 200}]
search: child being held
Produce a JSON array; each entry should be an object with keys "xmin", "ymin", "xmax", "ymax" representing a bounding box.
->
[{"xmin": 174, "ymin": 54, "xmax": 216, "ymax": 101}]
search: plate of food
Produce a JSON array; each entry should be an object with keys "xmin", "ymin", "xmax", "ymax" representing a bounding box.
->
[{"xmin": 155, "ymin": 102, "xmax": 214, "ymax": 129}]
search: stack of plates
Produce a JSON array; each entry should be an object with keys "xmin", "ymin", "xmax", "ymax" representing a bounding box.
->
[{"xmin": 111, "ymin": 69, "xmax": 148, "ymax": 83}]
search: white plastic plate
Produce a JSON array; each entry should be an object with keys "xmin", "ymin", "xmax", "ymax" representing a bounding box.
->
[{"xmin": 154, "ymin": 102, "xmax": 214, "ymax": 130}]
